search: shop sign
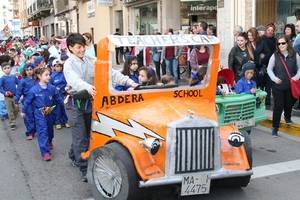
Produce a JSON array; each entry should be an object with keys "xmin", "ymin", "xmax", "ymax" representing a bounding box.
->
[
  {"xmin": 97, "ymin": 0, "xmax": 113, "ymax": 6},
  {"xmin": 183, "ymin": 0, "xmax": 217, "ymax": 13},
  {"xmin": 108, "ymin": 34, "xmax": 219, "ymax": 47},
  {"xmin": 87, "ymin": 0, "xmax": 95, "ymax": 18}
]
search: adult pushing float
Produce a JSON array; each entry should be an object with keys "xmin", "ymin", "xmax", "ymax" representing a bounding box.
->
[{"xmin": 79, "ymin": 34, "xmax": 266, "ymax": 199}]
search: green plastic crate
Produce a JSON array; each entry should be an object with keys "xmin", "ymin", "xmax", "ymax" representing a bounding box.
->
[{"xmin": 216, "ymin": 89, "xmax": 267, "ymax": 130}]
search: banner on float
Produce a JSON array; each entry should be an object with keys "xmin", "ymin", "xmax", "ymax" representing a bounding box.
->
[{"xmin": 108, "ymin": 34, "xmax": 220, "ymax": 47}]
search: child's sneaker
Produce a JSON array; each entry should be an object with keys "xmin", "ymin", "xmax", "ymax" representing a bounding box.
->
[
  {"xmin": 43, "ymin": 153, "xmax": 51, "ymax": 161},
  {"xmin": 26, "ymin": 135, "xmax": 33, "ymax": 140},
  {"xmin": 55, "ymin": 124, "xmax": 62, "ymax": 129},
  {"xmin": 10, "ymin": 124, "xmax": 16, "ymax": 131},
  {"xmin": 64, "ymin": 123, "xmax": 71, "ymax": 128}
]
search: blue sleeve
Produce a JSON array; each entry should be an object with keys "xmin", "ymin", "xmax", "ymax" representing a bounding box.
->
[
  {"xmin": 60, "ymin": 76, "xmax": 67, "ymax": 93},
  {"xmin": 253, "ymin": 81, "xmax": 257, "ymax": 88},
  {"xmin": 235, "ymin": 81, "xmax": 244, "ymax": 94},
  {"xmin": 23, "ymin": 89, "xmax": 34, "ymax": 113},
  {"xmin": 15, "ymin": 80, "xmax": 24, "ymax": 103},
  {"xmin": 53, "ymin": 87, "xmax": 64, "ymax": 106},
  {"xmin": 50, "ymin": 74, "xmax": 54, "ymax": 85},
  {"xmin": 15, "ymin": 76, "xmax": 19, "ymax": 85},
  {"xmin": 0, "ymin": 78, "xmax": 5, "ymax": 95}
]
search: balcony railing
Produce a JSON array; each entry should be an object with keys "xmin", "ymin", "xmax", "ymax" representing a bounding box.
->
[{"xmin": 27, "ymin": 0, "xmax": 53, "ymax": 20}]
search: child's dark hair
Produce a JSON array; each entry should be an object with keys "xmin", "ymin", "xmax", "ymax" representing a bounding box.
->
[
  {"xmin": 34, "ymin": 67, "xmax": 50, "ymax": 80},
  {"xmin": 122, "ymin": 55, "xmax": 138, "ymax": 76},
  {"xmin": 139, "ymin": 67, "xmax": 158, "ymax": 86},
  {"xmin": 1, "ymin": 62, "xmax": 11, "ymax": 69},
  {"xmin": 66, "ymin": 33, "xmax": 86, "ymax": 53},
  {"xmin": 161, "ymin": 75, "xmax": 175, "ymax": 85},
  {"xmin": 21, "ymin": 63, "xmax": 33, "ymax": 77}
]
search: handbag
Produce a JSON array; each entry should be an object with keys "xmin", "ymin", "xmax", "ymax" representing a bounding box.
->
[{"xmin": 278, "ymin": 55, "xmax": 300, "ymax": 99}]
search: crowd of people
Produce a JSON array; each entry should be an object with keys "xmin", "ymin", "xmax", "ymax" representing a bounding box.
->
[
  {"xmin": 0, "ymin": 33, "xmax": 98, "ymax": 182},
  {"xmin": 113, "ymin": 17, "xmax": 300, "ymax": 137}
]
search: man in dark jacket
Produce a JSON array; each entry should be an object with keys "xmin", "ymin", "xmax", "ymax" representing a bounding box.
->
[{"xmin": 261, "ymin": 23, "xmax": 276, "ymax": 108}]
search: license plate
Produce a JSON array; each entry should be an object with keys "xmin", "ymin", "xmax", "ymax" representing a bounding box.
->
[
  {"xmin": 181, "ymin": 174, "xmax": 211, "ymax": 196},
  {"xmin": 235, "ymin": 118, "xmax": 255, "ymax": 129}
]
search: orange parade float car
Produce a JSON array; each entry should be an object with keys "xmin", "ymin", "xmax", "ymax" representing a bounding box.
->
[{"xmin": 83, "ymin": 34, "xmax": 253, "ymax": 200}]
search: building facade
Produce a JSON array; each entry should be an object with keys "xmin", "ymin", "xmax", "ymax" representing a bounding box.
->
[
  {"xmin": 0, "ymin": 0, "xmax": 21, "ymax": 38},
  {"xmin": 19, "ymin": 0, "xmax": 78, "ymax": 39},
  {"xmin": 77, "ymin": 0, "xmax": 300, "ymax": 65}
]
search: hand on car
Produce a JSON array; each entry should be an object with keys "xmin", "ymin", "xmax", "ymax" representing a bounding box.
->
[
  {"xmin": 89, "ymin": 86, "xmax": 97, "ymax": 98},
  {"xmin": 250, "ymin": 88, "xmax": 256, "ymax": 94}
]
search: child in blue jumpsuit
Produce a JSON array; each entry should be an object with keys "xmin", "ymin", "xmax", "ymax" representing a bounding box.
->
[
  {"xmin": 23, "ymin": 67, "xmax": 64, "ymax": 161},
  {"xmin": 50, "ymin": 59, "xmax": 70, "ymax": 129},
  {"xmin": 0, "ymin": 62, "xmax": 19, "ymax": 130},
  {"xmin": 15, "ymin": 64, "xmax": 36, "ymax": 140}
]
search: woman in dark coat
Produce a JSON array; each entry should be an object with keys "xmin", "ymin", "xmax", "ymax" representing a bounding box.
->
[
  {"xmin": 247, "ymin": 27, "xmax": 271, "ymax": 88},
  {"xmin": 228, "ymin": 32, "xmax": 254, "ymax": 81},
  {"xmin": 267, "ymin": 35, "xmax": 300, "ymax": 137}
]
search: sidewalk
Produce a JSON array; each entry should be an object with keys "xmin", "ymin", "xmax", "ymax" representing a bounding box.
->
[{"xmin": 259, "ymin": 109, "xmax": 300, "ymax": 138}]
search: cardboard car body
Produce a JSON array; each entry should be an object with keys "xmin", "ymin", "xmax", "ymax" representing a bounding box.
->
[{"xmin": 84, "ymin": 34, "xmax": 252, "ymax": 198}]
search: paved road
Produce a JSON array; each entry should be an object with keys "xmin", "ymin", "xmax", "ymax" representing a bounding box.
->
[{"xmin": 1, "ymin": 117, "xmax": 300, "ymax": 200}]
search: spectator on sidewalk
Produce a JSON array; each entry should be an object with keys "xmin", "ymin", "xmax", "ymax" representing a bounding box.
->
[
  {"xmin": 82, "ymin": 32, "xmax": 96, "ymax": 61},
  {"xmin": 261, "ymin": 23, "xmax": 277, "ymax": 108},
  {"xmin": 233, "ymin": 25, "xmax": 243, "ymax": 44},
  {"xmin": 293, "ymin": 19, "xmax": 300, "ymax": 110},
  {"xmin": 160, "ymin": 28, "xmax": 181, "ymax": 84},
  {"xmin": 284, "ymin": 24, "xmax": 296, "ymax": 44},
  {"xmin": 267, "ymin": 35, "xmax": 300, "ymax": 137},
  {"xmin": 64, "ymin": 33, "xmax": 96, "ymax": 182},
  {"xmin": 228, "ymin": 32, "xmax": 254, "ymax": 81},
  {"xmin": 114, "ymin": 28, "xmax": 121, "ymax": 65},
  {"xmin": 247, "ymin": 27, "xmax": 271, "ymax": 89},
  {"xmin": 197, "ymin": 21, "xmax": 208, "ymax": 35}
]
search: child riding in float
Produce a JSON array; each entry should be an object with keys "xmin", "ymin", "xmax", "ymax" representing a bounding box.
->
[
  {"xmin": 15, "ymin": 64, "xmax": 36, "ymax": 140},
  {"xmin": 50, "ymin": 59, "xmax": 70, "ymax": 130},
  {"xmin": 138, "ymin": 67, "xmax": 158, "ymax": 86},
  {"xmin": 115, "ymin": 56, "xmax": 139, "ymax": 91},
  {"xmin": 121, "ymin": 55, "xmax": 139, "ymax": 83},
  {"xmin": 235, "ymin": 62, "xmax": 257, "ymax": 94},
  {"xmin": 23, "ymin": 67, "xmax": 64, "ymax": 161}
]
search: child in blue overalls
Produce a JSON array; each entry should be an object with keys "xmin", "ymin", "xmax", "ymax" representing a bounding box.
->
[
  {"xmin": 50, "ymin": 59, "xmax": 70, "ymax": 129},
  {"xmin": 0, "ymin": 62, "xmax": 19, "ymax": 130},
  {"xmin": 15, "ymin": 64, "xmax": 36, "ymax": 140},
  {"xmin": 23, "ymin": 67, "xmax": 64, "ymax": 161}
]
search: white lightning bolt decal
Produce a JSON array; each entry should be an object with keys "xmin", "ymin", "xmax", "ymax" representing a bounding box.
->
[{"xmin": 91, "ymin": 112, "xmax": 164, "ymax": 140}]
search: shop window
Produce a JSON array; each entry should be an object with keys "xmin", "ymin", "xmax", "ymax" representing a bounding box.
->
[{"xmin": 134, "ymin": 3, "xmax": 158, "ymax": 35}]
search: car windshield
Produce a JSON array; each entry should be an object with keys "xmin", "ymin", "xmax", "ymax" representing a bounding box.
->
[{"xmin": 110, "ymin": 43, "xmax": 214, "ymax": 92}]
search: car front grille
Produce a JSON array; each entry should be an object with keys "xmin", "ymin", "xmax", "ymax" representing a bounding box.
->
[{"xmin": 175, "ymin": 127, "xmax": 215, "ymax": 174}]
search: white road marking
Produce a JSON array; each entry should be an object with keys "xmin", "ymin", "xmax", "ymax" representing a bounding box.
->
[{"xmin": 252, "ymin": 159, "xmax": 300, "ymax": 179}]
